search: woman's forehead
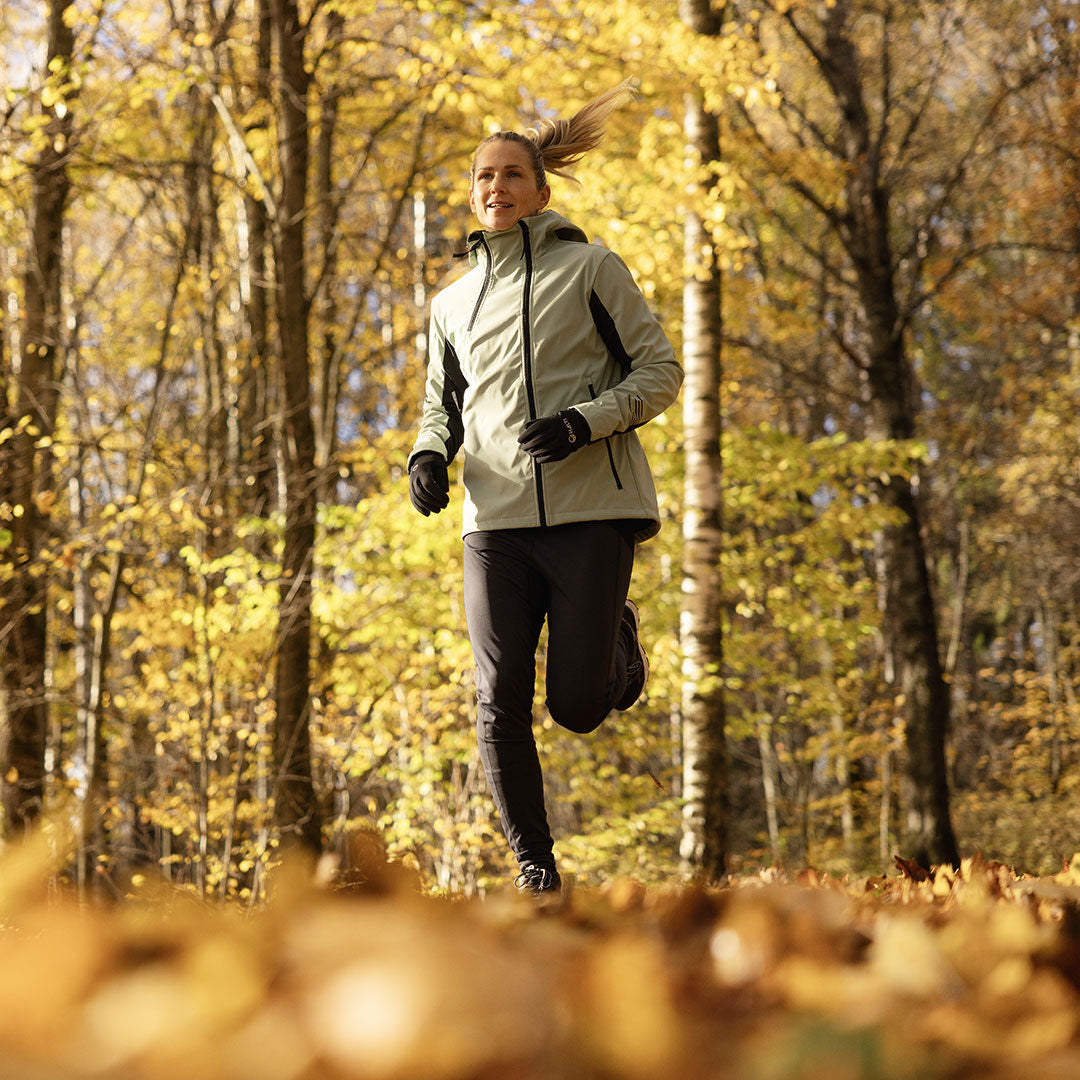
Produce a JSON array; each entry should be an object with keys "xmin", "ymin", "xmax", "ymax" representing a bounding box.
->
[{"xmin": 473, "ymin": 141, "xmax": 535, "ymax": 172}]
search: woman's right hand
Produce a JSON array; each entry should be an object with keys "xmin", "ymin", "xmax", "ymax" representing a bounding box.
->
[{"xmin": 408, "ymin": 452, "xmax": 450, "ymax": 516}]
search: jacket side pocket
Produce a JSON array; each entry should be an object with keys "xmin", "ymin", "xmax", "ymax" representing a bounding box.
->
[{"xmin": 589, "ymin": 382, "xmax": 623, "ymax": 491}]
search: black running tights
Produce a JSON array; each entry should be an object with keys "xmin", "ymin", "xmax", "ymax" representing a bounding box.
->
[{"xmin": 462, "ymin": 522, "xmax": 635, "ymax": 870}]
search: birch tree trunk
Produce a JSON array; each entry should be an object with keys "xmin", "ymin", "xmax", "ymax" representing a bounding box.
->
[
  {"xmin": 312, "ymin": 9, "xmax": 345, "ymax": 508},
  {"xmin": 0, "ymin": 0, "xmax": 74, "ymax": 835},
  {"xmin": 678, "ymin": 0, "xmax": 728, "ymax": 881},
  {"xmin": 240, "ymin": 0, "xmax": 276, "ymax": 524},
  {"xmin": 270, "ymin": 0, "xmax": 322, "ymax": 853}
]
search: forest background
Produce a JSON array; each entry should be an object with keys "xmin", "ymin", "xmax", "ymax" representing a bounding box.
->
[{"xmin": 1, "ymin": 0, "xmax": 1077, "ymax": 902}]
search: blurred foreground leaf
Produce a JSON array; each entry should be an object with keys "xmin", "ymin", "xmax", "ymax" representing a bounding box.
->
[{"xmin": 2, "ymin": 840, "xmax": 1080, "ymax": 1078}]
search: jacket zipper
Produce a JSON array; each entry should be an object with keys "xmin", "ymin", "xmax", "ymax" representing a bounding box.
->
[
  {"xmin": 589, "ymin": 382, "xmax": 624, "ymax": 490},
  {"xmin": 467, "ymin": 236, "xmax": 493, "ymax": 332},
  {"xmin": 520, "ymin": 221, "xmax": 546, "ymax": 525}
]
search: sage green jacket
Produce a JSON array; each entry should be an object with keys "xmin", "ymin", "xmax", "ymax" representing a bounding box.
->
[{"xmin": 410, "ymin": 210, "xmax": 682, "ymax": 542}]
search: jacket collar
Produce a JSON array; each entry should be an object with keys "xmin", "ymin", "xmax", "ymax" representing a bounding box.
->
[{"xmin": 460, "ymin": 210, "xmax": 589, "ymax": 269}]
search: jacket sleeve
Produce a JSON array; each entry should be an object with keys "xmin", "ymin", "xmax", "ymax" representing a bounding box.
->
[
  {"xmin": 408, "ymin": 308, "xmax": 467, "ymax": 470},
  {"xmin": 571, "ymin": 251, "xmax": 683, "ymax": 441}
]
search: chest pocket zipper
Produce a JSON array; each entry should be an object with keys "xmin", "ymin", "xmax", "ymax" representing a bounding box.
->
[{"xmin": 589, "ymin": 383, "xmax": 623, "ymax": 491}]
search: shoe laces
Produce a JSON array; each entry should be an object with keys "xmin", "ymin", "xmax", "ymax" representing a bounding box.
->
[{"xmin": 515, "ymin": 863, "xmax": 560, "ymax": 895}]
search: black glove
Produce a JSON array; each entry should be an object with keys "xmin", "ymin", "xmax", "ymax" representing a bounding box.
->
[
  {"xmin": 408, "ymin": 452, "xmax": 449, "ymax": 516},
  {"xmin": 517, "ymin": 409, "xmax": 591, "ymax": 463}
]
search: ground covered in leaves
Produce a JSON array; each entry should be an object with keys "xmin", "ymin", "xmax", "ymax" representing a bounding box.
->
[{"xmin": 3, "ymin": 838, "xmax": 1080, "ymax": 1080}]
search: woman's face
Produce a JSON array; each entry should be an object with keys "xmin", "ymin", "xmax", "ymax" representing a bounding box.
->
[{"xmin": 469, "ymin": 141, "xmax": 550, "ymax": 232}]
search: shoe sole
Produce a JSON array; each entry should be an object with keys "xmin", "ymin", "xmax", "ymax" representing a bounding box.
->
[{"xmin": 619, "ymin": 599, "xmax": 649, "ymax": 708}]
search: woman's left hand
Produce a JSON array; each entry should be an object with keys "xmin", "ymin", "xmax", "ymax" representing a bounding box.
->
[{"xmin": 517, "ymin": 409, "xmax": 591, "ymax": 463}]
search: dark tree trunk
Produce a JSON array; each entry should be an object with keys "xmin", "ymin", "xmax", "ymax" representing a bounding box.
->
[
  {"xmin": 821, "ymin": 0, "xmax": 958, "ymax": 867},
  {"xmin": 270, "ymin": 0, "xmax": 322, "ymax": 854},
  {"xmin": 0, "ymin": 0, "xmax": 74, "ymax": 835}
]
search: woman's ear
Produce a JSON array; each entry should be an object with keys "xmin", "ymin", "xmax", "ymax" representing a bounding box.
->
[{"xmin": 538, "ymin": 184, "xmax": 551, "ymax": 210}]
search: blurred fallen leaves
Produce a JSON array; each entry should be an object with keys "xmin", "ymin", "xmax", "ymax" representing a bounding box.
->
[{"xmin": 3, "ymin": 834, "xmax": 1080, "ymax": 1080}]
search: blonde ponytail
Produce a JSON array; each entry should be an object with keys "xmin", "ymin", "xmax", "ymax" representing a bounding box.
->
[
  {"xmin": 528, "ymin": 78, "xmax": 637, "ymax": 182},
  {"xmin": 472, "ymin": 78, "xmax": 638, "ymax": 189}
]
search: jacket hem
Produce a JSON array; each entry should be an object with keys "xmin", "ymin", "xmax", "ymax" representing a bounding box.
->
[{"xmin": 463, "ymin": 509, "xmax": 660, "ymax": 543}]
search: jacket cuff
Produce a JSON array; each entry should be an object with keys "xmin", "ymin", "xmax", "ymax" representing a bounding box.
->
[
  {"xmin": 571, "ymin": 400, "xmax": 611, "ymax": 440},
  {"xmin": 408, "ymin": 441, "xmax": 447, "ymax": 472}
]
